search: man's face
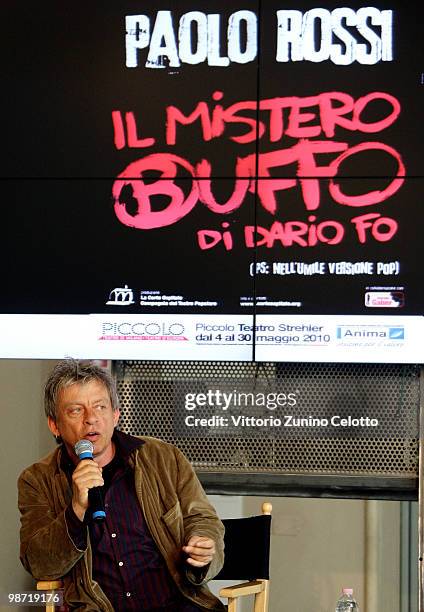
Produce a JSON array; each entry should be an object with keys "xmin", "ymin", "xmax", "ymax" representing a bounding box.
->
[{"xmin": 47, "ymin": 379, "xmax": 120, "ymax": 467}]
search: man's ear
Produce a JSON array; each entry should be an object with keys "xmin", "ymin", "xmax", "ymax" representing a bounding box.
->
[
  {"xmin": 47, "ymin": 416, "xmax": 60, "ymax": 437},
  {"xmin": 113, "ymin": 409, "xmax": 121, "ymax": 427}
]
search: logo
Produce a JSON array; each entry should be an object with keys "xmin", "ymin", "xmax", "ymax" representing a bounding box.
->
[
  {"xmin": 365, "ymin": 291, "xmax": 404, "ymax": 308},
  {"xmin": 336, "ymin": 325, "xmax": 405, "ymax": 343},
  {"xmin": 106, "ymin": 285, "xmax": 135, "ymax": 306},
  {"xmin": 99, "ymin": 321, "xmax": 187, "ymax": 341},
  {"xmin": 388, "ymin": 327, "xmax": 404, "ymax": 340}
]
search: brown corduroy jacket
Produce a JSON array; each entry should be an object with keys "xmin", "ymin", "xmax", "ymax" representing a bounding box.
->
[{"xmin": 18, "ymin": 433, "xmax": 225, "ymax": 611}]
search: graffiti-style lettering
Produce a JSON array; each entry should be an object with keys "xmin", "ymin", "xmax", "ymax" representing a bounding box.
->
[
  {"xmin": 244, "ymin": 219, "xmax": 345, "ymax": 248},
  {"xmin": 114, "ymin": 91, "xmax": 400, "ymax": 147},
  {"xmin": 351, "ymin": 213, "xmax": 398, "ymax": 243},
  {"xmin": 163, "ymin": 90, "xmax": 400, "ymax": 146},
  {"xmin": 112, "ymin": 154, "xmax": 198, "ymax": 229},
  {"xmin": 112, "ymin": 111, "xmax": 155, "ymax": 149},
  {"xmin": 113, "ymin": 142, "xmax": 403, "ymax": 229},
  {"xmin": 198, "ymin": 223, "xmax": 234, "ymax": 250},
  {"xmin": 111, "ymin": 88, "xmax": 404, "ymax": 249}
]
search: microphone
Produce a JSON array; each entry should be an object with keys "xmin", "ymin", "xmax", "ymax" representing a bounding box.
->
[{"xmin": 74, "ymin": 439, "xmax": 106, "ymax": 523}]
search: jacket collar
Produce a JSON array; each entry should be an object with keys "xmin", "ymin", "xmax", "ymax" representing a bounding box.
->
[{"xmin": 59, "ymin": 429, "xmax": 145, "ymax": 473}]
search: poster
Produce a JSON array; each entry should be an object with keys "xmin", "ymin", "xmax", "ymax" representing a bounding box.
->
[{"xmin": 1, "ymin": 1, "xmax": 423, "ymax": 360}]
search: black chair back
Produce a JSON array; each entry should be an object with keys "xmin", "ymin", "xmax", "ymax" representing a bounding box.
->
[{"xmin": 216, "ymin": 514, "xmax": 271, "ymax": 581}]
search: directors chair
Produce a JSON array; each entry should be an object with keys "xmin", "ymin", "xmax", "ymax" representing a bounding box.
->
[
  {"xmin": 37, "ymin": 502, "xmax": 272, "ymax": 612},
  {"xmin": 216, "ymin": 502, "xmax": 272, "ymax": 612}
]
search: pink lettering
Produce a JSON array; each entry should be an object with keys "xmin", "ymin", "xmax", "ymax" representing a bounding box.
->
[
  {"xmin": 112, "ymin": 154, "xmax": 197, "ymax": 229},
  {"xmin": 351, "ymin": 213, "xmax": 398, "ymax": 243},
  {"xmin": 111, "ymin": 110, "xmax": 155, "ymax": 149},
  {"xmin": 111, "ymin": 89, "xmax": 405, "ymax": 251},
  {"xmin": 244, "ymin": 219, "xmax": 344, "ymax": 248},
  {"xmin": 329, "ymin": 142, "xmax": 405, "ymax": 206}
]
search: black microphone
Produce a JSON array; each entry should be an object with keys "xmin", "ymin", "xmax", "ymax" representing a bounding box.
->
[{"xmin": 74, "ymin": 439, "xmax": 106, "ymax": 523}]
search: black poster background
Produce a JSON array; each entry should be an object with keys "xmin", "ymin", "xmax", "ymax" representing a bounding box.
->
[{"xmin": 1, "ymin": 1, "xmax": 423, "ymax": 317}]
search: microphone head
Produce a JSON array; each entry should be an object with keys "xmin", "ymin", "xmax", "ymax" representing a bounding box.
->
[{"xmin": 74, "ymin": 439, "xmax": 94, "ymax": 459}]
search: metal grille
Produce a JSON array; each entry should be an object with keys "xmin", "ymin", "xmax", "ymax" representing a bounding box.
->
[{"xmin": 115, "ymin": 361, "xmax": 420, "ymax": 477}]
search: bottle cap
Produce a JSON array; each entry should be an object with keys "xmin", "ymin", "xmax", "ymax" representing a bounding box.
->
[{"xmin": 342, "ymin": 588, "xmax": 353, "ymax": 595}]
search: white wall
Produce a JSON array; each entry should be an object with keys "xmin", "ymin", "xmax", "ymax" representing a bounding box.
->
[
  {"xmin": 210, "ymin": 495, "xmax": 401, "ymax": 612},
  {"xmin": 0, "ymin": 360, "xmax": 56, "ymax": 612},
  {"xmin": 243, "ymin": 496, "xmax": 400, "ymax": 612}
]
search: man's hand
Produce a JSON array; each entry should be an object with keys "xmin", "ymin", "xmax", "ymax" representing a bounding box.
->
[
  {"xmin": 71, "ymin": 459, "xmax": 104, "ymax": 521},
  {"xmin": 182, "ymin": 536, "xmax": 216, "ymax": 568}
]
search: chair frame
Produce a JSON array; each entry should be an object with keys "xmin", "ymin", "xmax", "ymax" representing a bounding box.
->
[{"xmin": 36, "ymin": 580, "xmax": 63, "ymax": 612}]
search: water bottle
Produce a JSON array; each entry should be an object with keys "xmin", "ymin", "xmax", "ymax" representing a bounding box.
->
[{"xmin": 335, "ymin": 588, "xmax": 359, "ymax": 611}]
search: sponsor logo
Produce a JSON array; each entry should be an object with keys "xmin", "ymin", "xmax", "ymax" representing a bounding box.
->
[
  {"xmin": 365, "ymin": 291, "xmax": 404, "ymax": 308},
  {"xmin": 106, "ymin": 285, "xmax": 135, "ymax": 306},
  {"xmin": 336, "ymin": 325, "xmax": 404, "ymax": 343},
  {"xmin": 99, "ymin": 321, "xmax": 187, "ymax": 341}
]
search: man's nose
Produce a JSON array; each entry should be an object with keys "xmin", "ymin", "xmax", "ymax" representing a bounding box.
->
[{"xmin": 84, "ymin": 407, "xmax": 99, "ymax": 423}]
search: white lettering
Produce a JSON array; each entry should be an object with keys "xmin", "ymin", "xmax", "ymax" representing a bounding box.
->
[
  {"xmin": 276, "ymin": 7, "xmax": 393, "ymax": 66},
  {"xmin": 125, "ymin": 15, "xmax": 150, "ymax": 67},
  {"xmin": 179, "ymin": 12, "xmax": 208, "ymax": 64},
  {"xmin": 227, "ymin": 11, "xmax": 257, "ymax": 64},
  {"xmin": 126, "ymin": 8, "xmax": 393, "ymax": 69},
  {"xmin": 146, "ymin": 11, "xmax": 180, "ymax": 68}
]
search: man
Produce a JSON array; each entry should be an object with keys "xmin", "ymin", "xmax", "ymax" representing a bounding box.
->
[{"xmin": 18, "ymin": 359, "xmax": 225, "ymax": 611}]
